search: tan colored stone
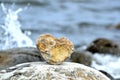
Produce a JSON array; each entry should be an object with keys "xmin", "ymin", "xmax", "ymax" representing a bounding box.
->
[{"xmin": 36, "ymin": 34, "xmax": 74, "ymax": 64}]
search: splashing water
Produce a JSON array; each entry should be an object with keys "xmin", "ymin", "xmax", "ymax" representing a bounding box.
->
[
  {"xmin": 92, "ymin": 53, "xmax": 120, "ymax": 79},
  {"xmin": 0, "ymin": 4, "xmax": 34, "ymax": 50}
]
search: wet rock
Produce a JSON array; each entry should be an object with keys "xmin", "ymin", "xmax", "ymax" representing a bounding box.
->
[
  {"xmin": 0, "ymin": 47, "xmax": 44, "ymax": 70},
  {"xmin": 99, "ymin": 70, "xmax": 115, "ymax": 80},
  {"xmin": 112, "ymin": 23, "xmax": 120, "ymax": 29},
  {"xmin": 0, "ymin": 62, "xmax": 110, "ymax": 80},
  {"xmin": 106, "ymin": 23, "xmax": 120, "ymax": 31},
  {"xmin": 70, "ymin": 50, "xmax": 93, "ymax": 66},
  {"xmin": 86, "ymin": 38, "xmax": 120, "ymax": 56}
]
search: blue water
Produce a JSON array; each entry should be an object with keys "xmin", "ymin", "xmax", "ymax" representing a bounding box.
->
[{"xmin": 0, "ymin": 0, "xmax": 120, "ymax": 79}]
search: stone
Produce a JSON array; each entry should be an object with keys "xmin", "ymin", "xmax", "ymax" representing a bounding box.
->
[
  {"xmin": 0, "ymin": 47, "xmax": 44, "ymax": 70},
  {"xmin": 99, "ymin": 70, "xmax": 115, "ymax": 80},
  {"xmin": 36, "ymin": 34, "xmax": 74, "ymax": 65},
  {"xmin": 0, "ymin": 62, "xmax": 110, "ymax": 80},
  {"xmin": 70, "ymin": 50, "xmax": 93, "ymax": 66},
  {"xmin": 111, "ymin": 23, "xmax": 120, "ymax": 29},
  {"xmin": 86, "ymin": 38, "xmax": 120, "ymax": 56}
]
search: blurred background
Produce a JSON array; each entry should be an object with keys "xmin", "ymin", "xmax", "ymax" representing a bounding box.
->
[{"xmin": 0, "ymin": 0, "xmax": 120, "ymax": 79}]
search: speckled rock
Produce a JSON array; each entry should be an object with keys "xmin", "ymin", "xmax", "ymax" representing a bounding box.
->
[
  {"xmin": 0, "ymin": 47, "xmax": 44, "ymax": 70},
  {"xmin": 36, "ymin": 34, "xmax": 74, "ymax": 65},
  {"xmin": 87, "ymin": 38, "xmax": 120, "ymax": 56},
  {"xmin": 0, "ymin": 62, "xmax": 110, "ymax": 80},
  {"xmin": 70, "ymin": 50, "xmax": 93, "ymax": 66}
]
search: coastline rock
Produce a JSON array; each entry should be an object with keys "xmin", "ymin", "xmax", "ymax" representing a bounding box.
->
[
  {"xmin": 70, "ymin": 50, "xmax": 93, "ymax": 66},
  {"xmin": 106, "ymin": 23, "xmax": 120, "ymax": 31},
  {"xmin": 0, "ymin": 47, "xmax": 44, "ymax": 70},
  {"xmin": 114, "ymin": 23, "xmax": 120, "ymax": 29},
  {"xmin": 36, "ymin": 34, "xmax": 74, "ymax": 65},
  {"xmin": 99, "ymin": 70, "xmax": 115, "ymax": 80},
  {"xmin": 86, "ymin": 38, "xmax": 120, "ymax": 56},
  {"xmin": 0, "ymin": 62, "xmax": 110, "ymax": 80}
]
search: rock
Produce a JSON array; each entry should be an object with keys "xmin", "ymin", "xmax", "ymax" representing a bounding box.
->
[
  {"xmin": 0, "ymin": 62, "xmax": 110, "ymax": 80},
  {"xmin": 0, "ymin": 47, "xmax": 44, "ymax": 70},
  {"xmin": 70, "ymin": 50, "xmax": 93, "ymax": 66},
  {"xmin": 99, "ymin": 70, "xmax": 115, "ymax": 80},
  {"xmin": 86, "ymin": 38, "xmax": 120, "ymax": 56},
  {"xmin": 112, "ymin": 23, "xmax": 120, "ymax": 29},
  {"xmin": 36, "ymin": 34, "xmax": 74, "ymax": 65},
  {"xmin": 106, "ymin": 23, "xmax": 120, "ymax": 30}
]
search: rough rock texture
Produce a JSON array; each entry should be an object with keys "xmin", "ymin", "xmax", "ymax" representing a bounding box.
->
[
  {"xmin": 70, "ymin": 50, "xmax": 93, "ymax": 66},
  {"xmin": 0, "ymin": 47, "xmax": 44, "ymax": 70},
  {"xmin": 87, "ymin": 38, "xmax": 120, "ymax": 56},
  {"xmin": 0, "ymin": 62, "xmax": 110, "ymax": 80},
  {"xmin": 36, "ymin": 34, "xmax": 74, "ymax": 65}
]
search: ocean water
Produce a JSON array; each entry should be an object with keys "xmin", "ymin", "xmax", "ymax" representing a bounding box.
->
[{"xmin": 0, "ymin": 0, "xmax": 120, "ymax": 79}]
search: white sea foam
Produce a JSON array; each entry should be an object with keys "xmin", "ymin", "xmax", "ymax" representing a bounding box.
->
[
  {"xmin": 0, "ymin": 3, "xmax": 34, "ymax": 50},
  {"xmin": 92, "ymin": 53, "xmax": 120, "ymax": 79}
]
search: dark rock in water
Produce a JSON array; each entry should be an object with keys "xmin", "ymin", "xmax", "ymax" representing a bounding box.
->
[
  {"xmin": 99, "ymin": 70, "xmax": 115, "ymax": 80},
  {"xmin": 113, "ymin": 23, "xmax": 120, "ymax": 29},
  {"xmin": 86, "ymin": 38, "xmax": 120, "ymax": 56},
  {"xmin": 0, "ymin": 47, "xmax": 44, "ymax": 70},
  {"xmin": 106, "ymin": 23, "xmax": 120, "ymax": 30},
  {"xmin": 70, "ymin": 50, "xmax": 93, "ymax": 66}
]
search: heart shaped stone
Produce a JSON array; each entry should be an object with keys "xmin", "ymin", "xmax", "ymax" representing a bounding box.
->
[{"xmin": 36, "ymin": 34, "xmax": 74, "ymax": 65}]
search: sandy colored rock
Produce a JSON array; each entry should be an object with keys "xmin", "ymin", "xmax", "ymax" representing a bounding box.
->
[
  {"xmin": 0, "ymin": 62, "xmax": 110, "ymax": 80},
  {"xmin": 36, "ymin": 34, "xmax": 74, "ymax": 64}
]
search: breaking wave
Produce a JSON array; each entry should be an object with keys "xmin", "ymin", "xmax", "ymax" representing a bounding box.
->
[{"xmin": 0, "ymin": 3, "xmax": 34, "ymax": 50}]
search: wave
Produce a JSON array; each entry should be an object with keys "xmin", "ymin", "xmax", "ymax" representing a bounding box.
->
[{"xmin": 0, "ymin": 3, "xmax": 34, "ymax": 50}]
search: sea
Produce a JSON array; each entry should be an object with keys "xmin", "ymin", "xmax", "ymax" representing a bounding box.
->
[{"xmin": 0, "ymin": 0, "xmax": 120, "ymax": 79}]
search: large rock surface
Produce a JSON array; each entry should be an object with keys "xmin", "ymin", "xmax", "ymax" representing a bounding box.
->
[{"xmin": 0, "ymin": 62, "xmax": 110, "ymax": 80}]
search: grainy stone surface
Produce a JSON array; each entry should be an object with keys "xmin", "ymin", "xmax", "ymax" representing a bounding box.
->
[
  {"xmin": 0, "ymin": 62, "xmax": 110, "ymax": 80},
  {"xmin": 36, "ymin": 34, "xmax": 74, "ymax": 65}
]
